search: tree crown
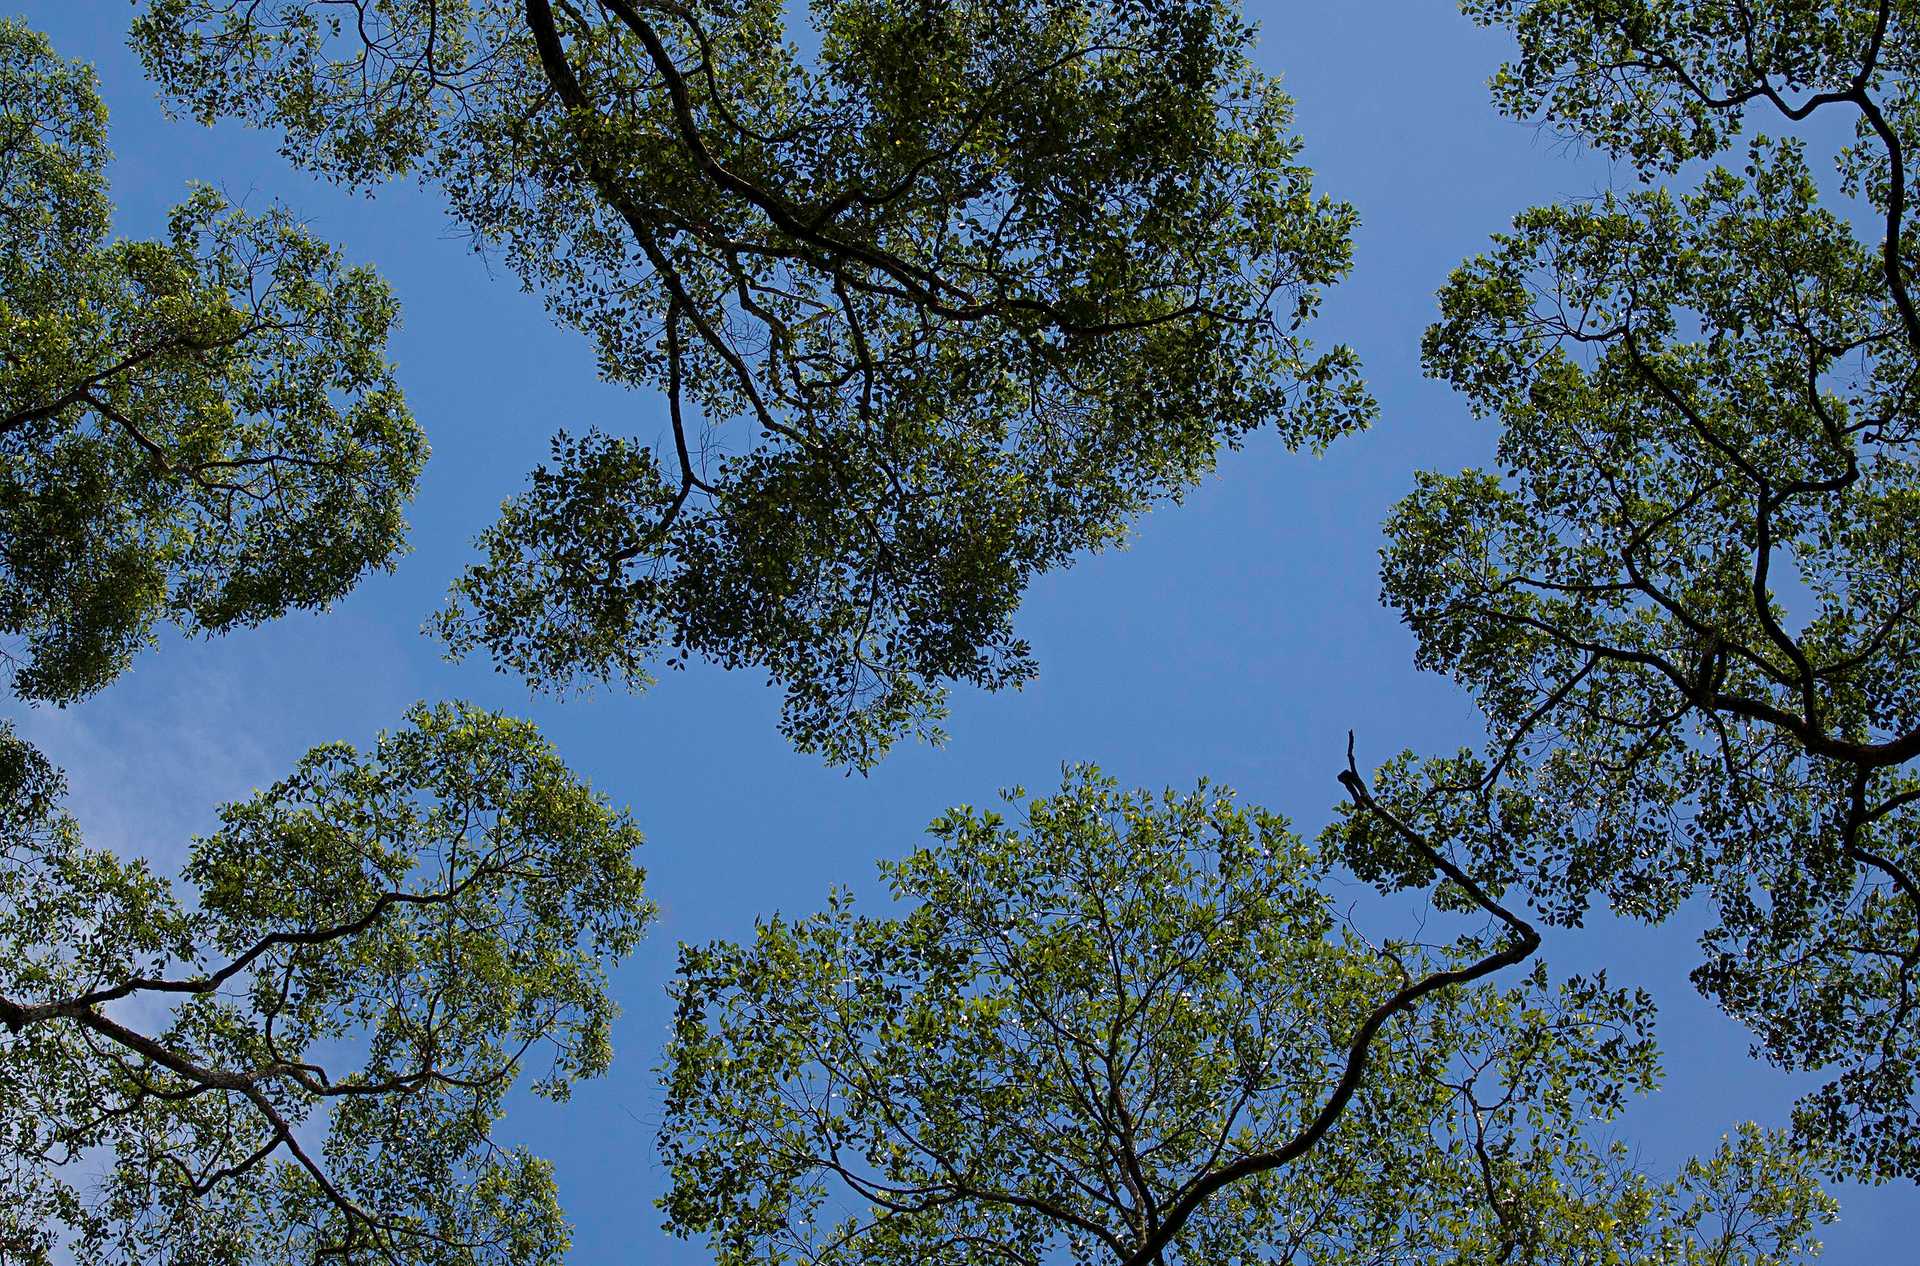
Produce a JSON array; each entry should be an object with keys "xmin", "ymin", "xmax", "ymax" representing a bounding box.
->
[
  {"xmin": 0, "ymin": 18, "xmax": 424, "ymax": 704},
  {"xmin": 135, "ymin": 0, "xmax": 1370, "ymax": 765}
]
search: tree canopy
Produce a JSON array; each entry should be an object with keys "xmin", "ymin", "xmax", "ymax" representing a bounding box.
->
[
  {"xmin": 0, "ymin": 18, "xmax": 423, "ymax": 706},
  {"xmin": 1, "ymin": 1, "xmax": 1908, "ymax": 1262},
  {"xmin": 1372, "ymin": 0, "xmax": 1920, "ymax": 1183},
  {"xmin": 660, "ymin": 766, "xmax": 1836, "ymax": 1266},
  {"xmin": 0, "ymin": 702, "xmax": 652, "ymax": 1266},
  {"xmin": 134, "ymin": 0, "xmax": 1371, "ymax": 766}
]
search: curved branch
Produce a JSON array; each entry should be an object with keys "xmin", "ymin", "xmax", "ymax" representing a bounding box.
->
[{"xmin": 1111, "ymin": 736, "xmax": 1540, "ymax": 1266}]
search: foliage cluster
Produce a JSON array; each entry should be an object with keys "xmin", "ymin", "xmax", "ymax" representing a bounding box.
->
[
  {"xmin": 134, "ymin": 0, "xmax": 1370, "ymax": 765},
  {"xmin": 0, "ymin": 20, "xmax": 423, "ymax": 706},
  {"xmin": 1368, "ymin": 0, "xmax": 1920, "ymax": 1184}
]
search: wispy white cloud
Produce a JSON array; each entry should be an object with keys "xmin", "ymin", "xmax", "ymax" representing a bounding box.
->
[{"xmin": 10, "ymin": 651, "xmax": 285, "ymax": 871}]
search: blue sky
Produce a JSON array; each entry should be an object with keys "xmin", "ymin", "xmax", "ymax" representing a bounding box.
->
[{"xmin": 11, "ymin": 2, "xmax": 1909, "ymax": 1258}]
